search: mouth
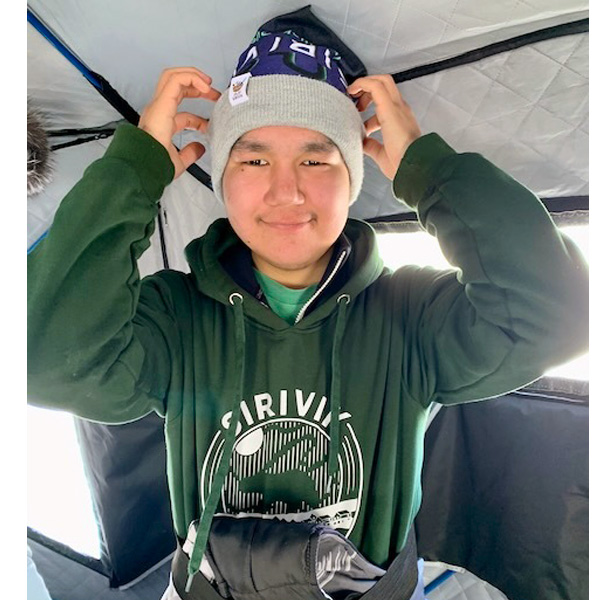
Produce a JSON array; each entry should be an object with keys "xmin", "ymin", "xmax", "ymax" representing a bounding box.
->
[{"xmin": 260, "ymin": 217, "xmax": 314, "ymax": 231}]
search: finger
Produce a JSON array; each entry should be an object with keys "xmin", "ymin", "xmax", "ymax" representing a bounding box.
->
[
  {"xmin": 355, "ymin": 91, "xmax": 373, "ymax": 113},
  {"xmin": 174, "ymin": 113, "xmax": 210, "ymax": 134},
  {"xmin": 348, "ymin": 85, "xmax": 370, "ymax": 110},
  {"xmin": 371, "ymin": 74, "xmax": 400, "ymax": 100},
  {"xmin": 362, "ymin": 137, "xmax": 396, "ymax": 179},
  {"xmin": 154, "ymin": 70, "xmax": 212, "ymax": 105},
  {"xmin": 348, "ymin": 77, "xmax": 394, "ymax": 115},
  {"xmin": 178, "ymin": 141, "xmax": 206, "ymax": 171},
  {"xmin": 363, "ymin": 114, "xmax": 381, "ymax": 136},
  {"xmin": 151, "ymin": 78, "xmax": 220, "ymax": 127},
  {"xmin": 362, "ymin": 136, "xmax": 384, "ymax": 163},
  {"xmin": 348, "ymin": 76, "xmax": 378, "ymax": 97},
  {"xmin": 350, "ymin": 74, "xmax": 400, "ymax": 100},
  {"xmin": 157, "ymin": 72, "xmax": 221, "ymax": 106},
  {"xmin": 154, "ymin": 67, "xmax": 213, "ymax": 97}
]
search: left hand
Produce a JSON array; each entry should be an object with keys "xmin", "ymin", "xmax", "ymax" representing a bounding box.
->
[{"xmin": 348, "ymin": 75, "xmax": 422, "ymax": 180}]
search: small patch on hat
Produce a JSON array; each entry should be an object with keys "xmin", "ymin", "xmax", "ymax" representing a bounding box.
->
[{"xmin": 229, "ymin": 73, "xmax": 252, "ymax": 106}]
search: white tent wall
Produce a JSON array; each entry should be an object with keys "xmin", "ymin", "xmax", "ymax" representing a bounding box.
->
[
  {"xmin": 156, "ymin": 167, "xmax": 226, "ymax": 272},
  {"xmin": 357, "ymin": 2, "xmax": 588, "ymax": 73},
  {"xmin": 27, "ymin": 13, "xmax": 227, "ymax": 272},
  {"xmin": 26, "ymin": 136, "xmax": 226, "ymax": 274},
  {"xmin": 27, "ymin": 20, "xmax": 122, "ymax": 250},
  {"xmin": 26, "ymin": 21, "xmax": 121, "ymax": 130},
  {"xmin": 26, "ymin": 133, "xmax": 172, "ymax": 275},
  {"xmin": 27, "ymin": 139, "xmax": 109, "ymax": 249}
]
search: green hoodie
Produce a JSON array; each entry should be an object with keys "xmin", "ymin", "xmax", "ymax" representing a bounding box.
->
[{"xmin": 27, "ymin": 124, "xmax": 588, "ymax": 569}]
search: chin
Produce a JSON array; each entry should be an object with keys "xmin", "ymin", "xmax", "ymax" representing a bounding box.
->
[
  {"xmin": 263, "ymin": 253, "xmax": 321, "ymax": 272},
  {"xmin": 254, "ymin": 242, "xmax": 333, "ymax": 276}
]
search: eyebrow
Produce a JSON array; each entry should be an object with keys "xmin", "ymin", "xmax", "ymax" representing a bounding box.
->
[{"xmin": 230, "ymin": 137, "xmax": 337, "ymax": 154}]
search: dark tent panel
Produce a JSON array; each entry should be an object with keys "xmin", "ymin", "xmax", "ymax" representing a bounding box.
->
[
  {"xmin": 27, "ymin": 535, "xmax": 171, "ymax": 600},
  {"xmin": 416, "ymin": 391, "xmax": 589, "ymax": 600},
  {"xmin": 74, "ymin": 413, "xmax": 176, "ymax": 587}
]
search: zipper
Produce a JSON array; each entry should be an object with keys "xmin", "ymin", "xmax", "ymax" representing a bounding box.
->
[{"xmin": 295, "ymin": 250, "xmax": 348, "ymax": 324}]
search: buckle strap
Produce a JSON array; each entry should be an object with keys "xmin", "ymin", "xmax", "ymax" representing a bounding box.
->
[{"xmin": 359, "ymin": 528, "xmax": 419, "ymax": 600}]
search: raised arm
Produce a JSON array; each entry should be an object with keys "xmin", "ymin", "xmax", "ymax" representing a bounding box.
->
[
  {"xmin": 27, "ymin": 68, "xmax": 220, "ymax": 422},
  {"xmin": 348, "ymin": 75, "xmax": 589, "ymax": 406}
]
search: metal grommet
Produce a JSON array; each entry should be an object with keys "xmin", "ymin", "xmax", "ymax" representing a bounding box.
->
[
  {"xmin": 337, "ymin": 294, "xmax": 351, "ymax": 305},
  {"xmin": 229, "ymin": 292, "xmax": 244, "ymax": 305}
]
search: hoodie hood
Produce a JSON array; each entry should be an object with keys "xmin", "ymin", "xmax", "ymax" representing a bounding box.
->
[{"xmin": 184, "ymin": 217, "xmax": 385, "ymax": 328}]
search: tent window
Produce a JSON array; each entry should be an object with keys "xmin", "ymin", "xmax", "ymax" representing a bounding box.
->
[
  {"xmin": 375, "ymin": 224, "xmax": 589, "ymax": 381},
  {"xmin": 28, "ymin": 406, "xmax": 101, "ymax": 559}
]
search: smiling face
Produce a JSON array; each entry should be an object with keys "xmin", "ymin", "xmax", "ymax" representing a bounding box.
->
[{"xmin": 222, "ymin": 126, "xmax": 351, "ymax": 288}]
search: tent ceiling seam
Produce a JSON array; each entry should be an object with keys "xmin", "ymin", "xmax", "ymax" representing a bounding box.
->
[{"xmin": 391, "ymin": 18, "xmax": 589, "ymax": 83}]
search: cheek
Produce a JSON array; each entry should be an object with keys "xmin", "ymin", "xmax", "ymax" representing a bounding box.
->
[
  {"xmin": 308, "ymin": 170, "xmax": 350, "ymax": 215},
  {"xmin": 221, "ymin": 166, "xmax": 240, "ymax": 205},
  {"xmin": 223, "ymin": 169, "xmax": 254, "ymax": 216},
  {"xmin": 223, "ymin": 174, "xmax": 255, "ymax": 243},
  {"xmin": 225, "ymin": 201, "xmax": 255, "ymax": 245}
]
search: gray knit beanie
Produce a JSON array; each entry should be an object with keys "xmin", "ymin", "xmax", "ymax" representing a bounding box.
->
[{"xmin": 205, "ymin": 26, "xmax": 365, "ymax": 205}]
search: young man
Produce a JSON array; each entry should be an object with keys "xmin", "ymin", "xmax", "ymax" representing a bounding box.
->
[{"xmin": 28, "ymin": 21, "xmax": 588, "ymax": 600}]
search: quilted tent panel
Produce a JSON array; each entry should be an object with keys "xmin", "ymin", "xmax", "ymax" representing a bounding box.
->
[
  {"xmin": 351, "ymin": 31, "xmax": 589, "ymax": 218},
  {"xmin": 424, "ymin": 563, "xmax": 508, "ymax": 600},
  {"xmin": 26, "ymin": 2, "xmax": 589, "ymax": 595},
  {"xmin": 324, "ymin": 0, "xmax": 587, "ymax": 73}
]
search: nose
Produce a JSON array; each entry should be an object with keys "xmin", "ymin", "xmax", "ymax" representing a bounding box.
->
[{"xmin": 264, "ymin": 165, "xmax": 305, "ymax": 207}]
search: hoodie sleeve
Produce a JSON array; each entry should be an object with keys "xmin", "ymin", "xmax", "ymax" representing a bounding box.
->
[
  {"xmin": 27, "ymin": 124, "xmax": 177, "ymax": 423},
  {"xmin": 391, "ymin": 133, "xmax": 589, "ymax": 407}
]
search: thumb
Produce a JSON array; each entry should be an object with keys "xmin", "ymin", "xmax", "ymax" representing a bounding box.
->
[
  {"xmin": 363, "ymin": 137, "xmax": 395, "ymax": 179},
  {"xmin": 362, "ymin": 136, "xmax": 383, "ymax": 162},
  {"xmin": 177, "ymin": 142, "xmax": 206, "ymax": 175}
]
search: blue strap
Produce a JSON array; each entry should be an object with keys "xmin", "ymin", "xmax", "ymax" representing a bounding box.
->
[
  {"xmin": 28, "ymin": 230, "xmax": 48, "ymax": 255},
  {"xmin": 425, "ymin": 569, "xmax": 455, "ymax": 595},
  {"xmin": 27, "ymin": 8, "xmax": 102, "ymax": 90}
]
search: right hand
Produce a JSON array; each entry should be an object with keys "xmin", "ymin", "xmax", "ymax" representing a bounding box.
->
[{"xmin": 138, "ymin": 67, "xmax": 221, "ymax": 179}]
